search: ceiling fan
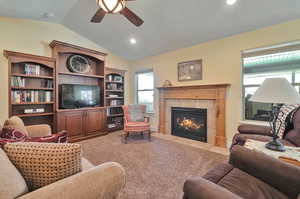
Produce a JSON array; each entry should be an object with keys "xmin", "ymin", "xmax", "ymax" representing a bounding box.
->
[{"xmin": 91, "ymin": 0, "xmax": 144, "ymax": 27}]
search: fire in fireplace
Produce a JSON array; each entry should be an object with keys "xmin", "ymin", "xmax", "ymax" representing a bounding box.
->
[{"xmin": 171, "ymin": 107, "xmax": 207, "ymax": 142}]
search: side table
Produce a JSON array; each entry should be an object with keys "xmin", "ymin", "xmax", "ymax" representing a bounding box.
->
[{"xmin": 244, "ymin": 139, "xmax": 300, "ymax": 167}]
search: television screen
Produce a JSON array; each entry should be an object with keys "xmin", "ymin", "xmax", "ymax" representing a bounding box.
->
[{"xmin": 59, "ymin": 84, "xmax": 100, "ymax": 109}]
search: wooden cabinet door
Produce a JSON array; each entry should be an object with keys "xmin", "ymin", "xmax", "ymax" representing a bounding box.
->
[
  {"xmin": 57, "ymin": 111, "xmax": 85, "ymax": 137},
  {"xmin": 85, "ymin": 109, "xmax": 106, "ymax": 135}
]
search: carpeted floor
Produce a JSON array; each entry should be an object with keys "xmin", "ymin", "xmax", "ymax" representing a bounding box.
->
[{"xmin": 79, "ymin": 132, "xmax": 228, "ymax": 199}]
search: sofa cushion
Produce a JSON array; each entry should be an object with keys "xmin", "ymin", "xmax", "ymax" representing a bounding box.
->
[
  {"xmin": 4, "ymin": 116, "xmax": 28, "ymax": 136},
  {"xmin": 0, "ymin": 147, "xmax": 28, "ymax": 199},
  {"xmin": 238, "ymin": 124, "xmax": 271, "ymax": 136},
  {"xmin": 4, "ymin": 142, "xmax": 82, "ymax": 191},
  {"xmin": 202, "ymin": 163, "xmax": 234, "ymax": 184},
  {"xmin": 285, "ymin": 129, "xmax": 300, "ymax": 147},
  {"xmin": 230, "ymin": 145, "xmax": 300, "ymax": 199},
  {"xmin": 218, "ymin": 168, "xmax": 288, "ymax": 199},
  {"xmin": 232, "ymin": 133, "xmax": 295, "ymax": 147}
]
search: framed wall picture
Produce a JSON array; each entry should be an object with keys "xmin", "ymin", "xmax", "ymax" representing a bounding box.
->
[{"xmin": 178, "ymin": 59, "xmax": 202, "ymax": 81}]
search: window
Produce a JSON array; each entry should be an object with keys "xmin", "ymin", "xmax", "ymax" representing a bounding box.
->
[
  {"xmin": 242, "ymin": 45, "xmax": 300, "ymax": 122},
  {"xmin": 136, "ymin": 70, "xmax": 154, "ymax": 113}
]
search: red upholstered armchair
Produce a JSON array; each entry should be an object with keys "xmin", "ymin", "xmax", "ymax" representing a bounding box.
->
[{"xmin": 122, "ymin": 105, "xmax": 151, "ymax": 143}]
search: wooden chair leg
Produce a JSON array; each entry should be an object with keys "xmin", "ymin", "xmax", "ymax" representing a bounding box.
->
[
  {"xmin": 148, "ymin": 130, "xmax": 151, "ymax": 141},
  {"xmin": 124, "ymin": 132, "xmax": 129, "ymax": 144}
]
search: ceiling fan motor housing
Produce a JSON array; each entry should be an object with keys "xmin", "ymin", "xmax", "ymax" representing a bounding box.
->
[{"xmin": 97, "ymin": 0, "xmax": 126, "ymax": 13}]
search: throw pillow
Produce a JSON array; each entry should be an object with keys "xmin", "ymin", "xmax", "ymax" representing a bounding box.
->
[
  {"xmin": 4, "ymin": 116, "xmax": 28, "ymax": 136},
  {"xmin": 129, "ymin": 104, "xmax": 145, "ymax": 122},
  {"xmin": 25, "ymin": 131, "xmax": 67, "ymax": 143},
  {"xmin": 0, "ymin": 147, "xmax": 28, "ymax": 199},
  {"xmin": 4, "ymin": 142, "xmax": 82, "ymax": 191},
  {"xmin": 1, "ymin": 126, "xmax": 27, "ymax": 140}
]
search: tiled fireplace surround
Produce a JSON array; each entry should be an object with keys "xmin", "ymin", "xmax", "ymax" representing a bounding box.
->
[
  {"xmin": 157, "ymin": 84, "xmax": 230, "ymax": 148},
  {"xmin": 165, "ymin": 99, "xmax": 215, "ymax": 145}
]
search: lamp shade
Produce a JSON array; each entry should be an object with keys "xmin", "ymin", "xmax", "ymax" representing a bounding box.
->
[{"xmin": 250, "ymin": 78, "xmax": 300, "ymax": 104}]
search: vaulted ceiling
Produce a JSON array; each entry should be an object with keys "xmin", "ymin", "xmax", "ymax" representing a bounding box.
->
[{"xmin": 1, "ymin": 0, "xmax": 300, "ymax": 60}]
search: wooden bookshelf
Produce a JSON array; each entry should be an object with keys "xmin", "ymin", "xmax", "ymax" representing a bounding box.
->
[
  {"xmin": 106, "ymin": 81, "xmax": 124, "ymax": 84},
  {"xmin": 106, "ymin": 97, "xmax": 124, "ymax": 99},
  {"xmin": 107, "ymin": 113, "xmax": 124, "ymax": 118},
  {"xmin": 58, "ymin": 71, "xmax": 104, "ymax": 79},
  {"xmin": 105, "ymin": 67, "xmax": 126, "ymax": 132},
  {"xmin": 106, "ymin": 90, "xmax": 124, "ymax": 92},
  {"xmin": 16, "ymin": 112, "xmax": 54, "ymax": 118},
  {"xmin": 12, "ymin": 73, "xmax": 54, "ymax": 79},
  {"xmin": 50, "ymin": 40, "xmax": 107, "ymax": 142},
  {"xmin": 12, "ymin": 102, "xmax": 55, "ymax": 105},
  {"xmin": 11, "ymin": 87, "xmax": 54, "ymax": 90},
  {"xmin": 4, "ymin": 50, "xmax": 56, "ymax": 129}
]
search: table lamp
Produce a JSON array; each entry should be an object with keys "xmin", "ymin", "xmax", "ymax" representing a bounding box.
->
[{"xmin": 250, "ymin": 78, "xmax": 300, "ymax": 152}]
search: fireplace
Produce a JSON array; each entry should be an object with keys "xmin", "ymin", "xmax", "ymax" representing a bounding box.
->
[{"xmin": 171, "ymin": 107, "xmax": 207, "ymax": 142}]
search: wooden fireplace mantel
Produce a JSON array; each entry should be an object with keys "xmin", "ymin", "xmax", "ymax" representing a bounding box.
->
[{"xmin": 157, "ymin": 83, "xmax": 230, "ymax": 148}]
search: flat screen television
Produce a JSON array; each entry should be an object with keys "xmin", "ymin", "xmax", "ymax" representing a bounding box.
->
[{"xmin": 59, "ymin": 84, "xmax": 100, "ymax": 109}]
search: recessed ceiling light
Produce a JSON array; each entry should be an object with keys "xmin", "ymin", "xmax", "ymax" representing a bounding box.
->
[
  {"xmin": 226, "ymin": 0, "xmax": 237, "ymax": 5},
  {"xmin": 130, "ymin": 38, "xmax": 137, "ymax": 44}
]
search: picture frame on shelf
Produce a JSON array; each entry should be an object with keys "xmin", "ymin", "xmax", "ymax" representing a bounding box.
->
[
  {"xmin": 178, "ymin": 59, "xmax": 202, "ymax": 81},
  {"xmin": 114, "ymin": 76, "xmax": 123, "ymax": 82}
]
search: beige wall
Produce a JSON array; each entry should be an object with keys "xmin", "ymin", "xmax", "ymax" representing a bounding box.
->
[
  {"xmin": 2, "ymin": 16, "xmax": 300, "ymax": 146},
  {"xmin": 130, "ymin": 19, "xmax": 300, "ymax": 147},
  {"xmin": 0, "ymin": 17, "xmax": 131, "ymax": 124}
]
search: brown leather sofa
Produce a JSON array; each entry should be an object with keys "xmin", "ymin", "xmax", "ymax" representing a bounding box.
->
[
  {"xmin": 183, "ymin": 146, "xmax": 300, "ymax": 199},
  {"xmin": 231, "ymin": 108, "xmax": 300, "ymax": 149}
]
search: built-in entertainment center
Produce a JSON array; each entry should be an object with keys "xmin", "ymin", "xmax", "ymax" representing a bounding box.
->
[{"xmin": 4, "ymin": 40, "xmax": 126, "ymax": 142}]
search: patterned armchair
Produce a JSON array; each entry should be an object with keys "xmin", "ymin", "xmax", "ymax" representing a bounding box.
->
[{"xmin": 122, "ymin": 105, "xmax": 151, "ymax": 143}]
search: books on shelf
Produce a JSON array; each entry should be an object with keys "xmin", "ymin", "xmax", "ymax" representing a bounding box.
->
[
  {"xmin": 108, "ymin": 117, "xmax": 123, "ymax": 129},
  {"xmin": 25, "ymin": 64, "xmax": 40, "ymax": 75},
  {"xmin": 11, "ymin": 77, "xmax": 53, "ymax": 89},
  {"xmin": 11, "ymin": 76, "xmax": 25, "ymax": 87},
  {"xmin": 11, "ymin": 90, "xmax": 52, "ymax": 103},
  {"xmin": 110, "ymin": 99, "xmax": 123, "ymax": 106},
  {"xmin": 108, "ymin": 94, "xmax": 120, "ymax": 97},
  {"xmin": 106, "ymin": 75, "xmax": 123, "ymax": 83},
  {"xmin": 106, "ymin": 83, "xmax": 123, "ymax": 90},
  {"xmin": 41, "ymin": 80, "xmax": 53, "ymax": 88}
]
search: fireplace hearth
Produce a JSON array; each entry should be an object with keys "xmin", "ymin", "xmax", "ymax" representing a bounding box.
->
[{"xmin": 171, "ymin": 107, "xmax": 207, "ymax": 142}]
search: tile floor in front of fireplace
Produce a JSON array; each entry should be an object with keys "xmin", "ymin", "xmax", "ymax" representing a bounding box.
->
[{"xmin": 152, "ymin": 133, "xmax": 229, "ymax": 156}]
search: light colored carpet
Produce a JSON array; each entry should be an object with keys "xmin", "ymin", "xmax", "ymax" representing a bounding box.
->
[{"xmin": 79, "ymin": 132, "xmax": 228, "ymax": 199}]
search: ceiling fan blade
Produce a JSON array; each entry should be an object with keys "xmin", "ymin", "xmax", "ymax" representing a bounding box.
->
[
  {"xmin": 91, "ymin": 8, "xmax": 106, "ymax": 23},
  {"xmin": 120, "ymin": 7, "xmax": 144, "ymax": 27}
]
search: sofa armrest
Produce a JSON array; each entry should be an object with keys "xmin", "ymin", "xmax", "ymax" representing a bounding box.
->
[
  {"xmin": 229, "ymin": 146, "xmax": 300, "ymax": 199},
  {"xmin": 26, "ymin": 124, "xmax": 52, "ymax": 137},
  {"xmin": 238, "ymin": 124, "xmax": 271, "ymax": 136},
  {"xmin": 18, "ymin": 162, "xmax": 126, "ymax": 199},
  {"xmin": 183, "ymin": 176, "xmax": 242, "ymax": 199}
]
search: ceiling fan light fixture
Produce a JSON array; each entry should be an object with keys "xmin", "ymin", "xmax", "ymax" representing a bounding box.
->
[{"xmin": 97, "ymin": 0, "xmax": 126, "ymax": 13}]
